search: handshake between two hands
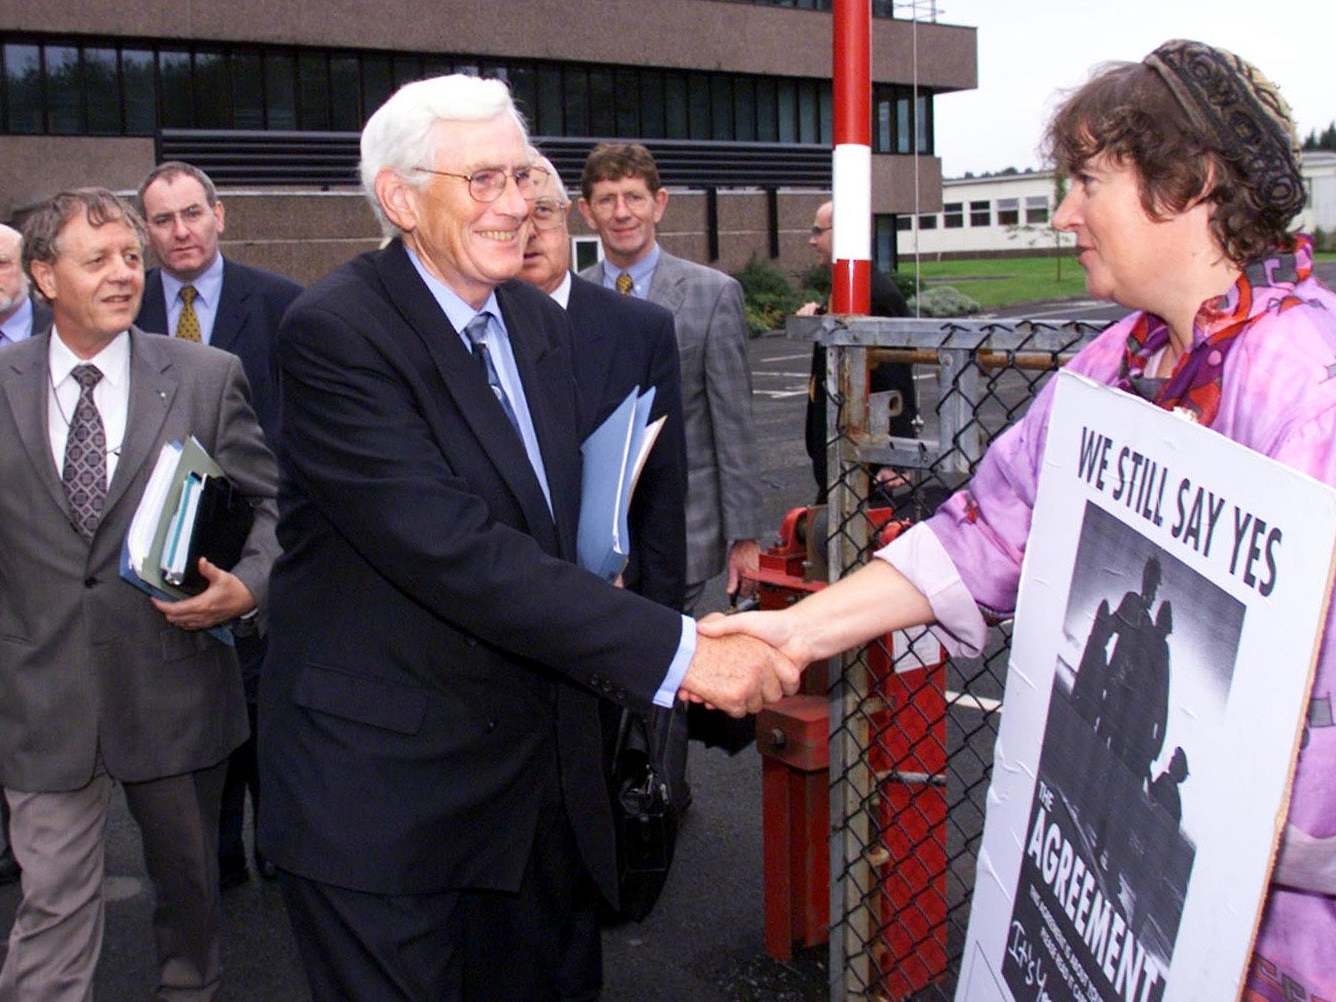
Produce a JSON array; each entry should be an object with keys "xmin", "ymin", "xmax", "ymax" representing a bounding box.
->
[{"xmin": 677, "ymin": 610, "xmax": 810, "ymax": 718}]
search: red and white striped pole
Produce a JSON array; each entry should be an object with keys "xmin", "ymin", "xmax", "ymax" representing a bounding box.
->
[{"xmin": 831, "ymin": 0, "xmax": 871, "ymax": 315}]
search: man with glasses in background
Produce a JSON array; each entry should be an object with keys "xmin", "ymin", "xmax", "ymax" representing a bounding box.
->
[{"xmin": 258, "ymin": 76, "xmax": 796, "ymax": 1002}]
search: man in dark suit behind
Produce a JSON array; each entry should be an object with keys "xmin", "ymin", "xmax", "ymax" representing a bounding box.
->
[
  {"xmin": 135, "ymin": 162, "xmax": 301, "ymax": 888},
  {"xmin": 257, "ymin": 74, "xmax": 795, "ymax": 1002},
  {"xmin": 519, "ymin": 154, "xmax": 687, "ymax": 1001},
  {"xmin": 0, "ymin": 188, "xmax": 278, "ymax": 1000},
  {"xmin": 797, "ymin": 200, "xmax": 916, "ymax": 504}
]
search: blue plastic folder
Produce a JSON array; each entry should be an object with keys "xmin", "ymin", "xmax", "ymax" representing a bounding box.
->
[{"xmin": 577, "ymin": 386, "xmax": 663, "ymax": 582}]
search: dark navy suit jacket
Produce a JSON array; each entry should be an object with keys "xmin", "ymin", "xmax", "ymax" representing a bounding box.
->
[
  {"xmin": 257, "ymin": 241, "xmax": 682, "ymax": 905},
  {"xmin": 136, "ymin": 257, "xmax": 302, "ymax": 442},
  {"xmin": 566, "ymin": 274, "xmax": 687, "ymax": 611}
]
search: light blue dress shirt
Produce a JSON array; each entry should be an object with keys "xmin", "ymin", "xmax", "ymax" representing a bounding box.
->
[
  {"xmin": 161, "ymin": 252, "xmax": 225, "ymax": 344},
  {"xmin": 601, "ymin": 243, "xmax": 661, "ymax": 301},
  {"xmin": 0, "ymin": 295, "xmax": 34, "ymax": 347},
  {"xmin": 405, "ymin": 246, "xmax": 695, "ymax": 707}
]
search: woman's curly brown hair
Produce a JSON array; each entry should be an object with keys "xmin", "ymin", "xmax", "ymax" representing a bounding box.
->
[{"xmin": 1044, "ymin": 61, "xmax": 1296, "ymax": 266}]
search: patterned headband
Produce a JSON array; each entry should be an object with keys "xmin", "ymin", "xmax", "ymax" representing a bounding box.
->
[{"xmin": 1143, "ymin": 39, "xmax": 1305, "ymax": 224}]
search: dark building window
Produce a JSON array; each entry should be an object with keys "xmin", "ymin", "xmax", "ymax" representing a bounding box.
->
[
  {"xmin": 710, "ymin": 74, "xmax": 732, "ymax": 141},
  {"xmin": 44, "ymin": 45, "xmax": 83, "ymax": 134},
  {"xmin": 688, "ymin": 73, "xmax": 711, "ymax": 139},
  {"xmin": 614, "ymin": 68, "xmax": 639, "ymax": 137},
  {"xmin": 997, "ymin": 197, "xmax": 1019, "ymax": 225},
  {"xmin": 663, "ymin": 72, "xmax": 688, "ymax": 139},
  {"xmin": 0, "ymin": 31, "xmax": 879, "ymax": 150},
  {"xmin": 329, "ymin": 55, "xmax": 361, "ymax": 130},
  {"xmin": 298, "ymin": 51, "xmax": 331, "ymax": 130},
  {"xmin": 84, "ymin": 48, "xmax": 120, "ymax": 133},
  {"xmin": 639, "ymin": 69, "xmax": 665, "ymax": 139},
  {"xmin": 969, "ymin": 199, "xmax": 990, "ymax": 226},
  {"xmin": 733, "ymin": 76, "xmax": 756, "ymax": 142},
  {"xmin": 873, "ymin": 214, "xmax": 897, "ymax": 272},
  {"xmin": 265, "ymin": 53, "xmax": 297, "ymax": 130},
  {"xmin": 755, "ymin": 77, "xmax": 777, "ymax": 142},
  {"xmin": 563, "ymin": 65, "xmax": 589, "ymax": 137},
  {"xmin": 943, "ymin": 201, "xmax": 963, "ymax": 228},
  {"xmin": 588, "ymin": 68, "xmax": 614, "ymax": 136},
  {"xmin": 194, "ymin": 49, "xmax": 231, "ymax": 130},
  {"xmin": 537, "ymin": 64, "xmax": 563, "ymax": 136},
  {"xmin": 872, "ymin": 83, "xmax": 935, "ymax": 156},
  {"xmin": 158, "ymin": 50, "xmax": 193, "ymax": 128},
  {"xmin": 917, "ymin": 213, "xmax": 937, "ymax": 229},
  {"xmin": 4, "ymin": 44, "xmax": 43, "ymax": 133},
  {"xmin": 360, "ymin": 54, "xmax": 392, "ymax": 122},
  {"xmin": 121, "ymin": 48, "xmax": 156, "ymax": 134}
]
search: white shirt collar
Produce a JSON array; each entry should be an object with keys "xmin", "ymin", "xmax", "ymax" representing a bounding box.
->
[
  {"xmin": 49, "ymin": 326, "xmax": 131, "ymax": 389},
  {"xmin": 161, "ymin": 250, "xmax": 224, "ymax": 309},
  {"xmin": 549, "ymin": 271, "xmax": 572, "ymax": 310}
]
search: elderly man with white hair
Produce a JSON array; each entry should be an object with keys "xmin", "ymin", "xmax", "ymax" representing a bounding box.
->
[
  {"xmin": 257, "ymin": 75, "xmax": 797, "ymax": 1001},
  {"xmin": 0, "ymin": 223, "xmax": 52, "ymax": 348}
]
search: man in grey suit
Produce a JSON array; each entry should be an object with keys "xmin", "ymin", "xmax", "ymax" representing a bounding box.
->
[
  {"xmin": 577, "ymin": 143, "xmax": 764, "ymax": 614},
  {"xmin": 0, "ymin": 223, "xmax": 52, "ymax": 349},
  {"xmin": 0, "ymin": 189, "xmax": 279, "ymax": 1001}
]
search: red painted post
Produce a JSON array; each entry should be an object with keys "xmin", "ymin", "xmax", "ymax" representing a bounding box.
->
[{"xmin": 831, "ymin": 0, "xmax": 871, "ymax": 316}]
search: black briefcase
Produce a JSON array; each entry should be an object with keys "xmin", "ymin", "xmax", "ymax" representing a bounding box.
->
[{"xmin": 607, "ymin": 706, "xmax": 678, "ymax": 922}]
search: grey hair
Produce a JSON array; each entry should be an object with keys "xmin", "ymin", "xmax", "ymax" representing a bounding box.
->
[
  {"xmin": 22, "ymin": 188, "xmax": 146, "ymax": 279},
  {"xmin": 0, "ymin": 223, "xmax": 21, "ymax": 250},
  {"xmin": 360, "ymin": 74, "xmax": 529, "ymax": 237},
  {"xmin": 528, "ymin": 151, "xmax": 570, "ymax": 205},
  {"xmin": 137, "ymin": 161, "xmax": 219, "ymax": 209}
]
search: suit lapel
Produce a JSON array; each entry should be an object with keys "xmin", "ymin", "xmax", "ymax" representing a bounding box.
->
[
  {"xmin": 101, "ymin": 329, "xmax": 178, "ymax": 524},
  {"xmin": 647, "ymin": 252, "xmax": 687, "ymax": 316},
  {"xmin": 566, "ymin": 276, "xmax": 616, "ymax": 413},
  {"xmin": 0, "ymin": 336, "xmax": 71, "ymax": 520},
  {"xmin": 373, "ymin": 245, "xmax": 558, "ymax": 549},
  {"xmin": 210, "ymin": 258, "xmax": 249, "ymax": 354},
  {"xmin": 137, "ymin": 270, "xmax": 169, "ymax": 335},
  {"xmin": 495, "ymin": 282, "xmax": 580, "ymax": 561}
]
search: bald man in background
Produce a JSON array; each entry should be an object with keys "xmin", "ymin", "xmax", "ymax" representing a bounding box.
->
[{"xmin": 0, "ymin": 224, "xmax": 52, "ymax": 349}]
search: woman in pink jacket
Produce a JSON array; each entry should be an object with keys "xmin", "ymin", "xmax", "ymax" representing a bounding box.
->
[{"xmin": 704, "ymin": 40, "xmax": 1336, "ymax": 1000}]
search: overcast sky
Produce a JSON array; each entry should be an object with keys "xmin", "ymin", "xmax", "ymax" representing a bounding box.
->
[{"xmin": 923, "ymin": 0, "xmax": 1334, "ymax": 178}]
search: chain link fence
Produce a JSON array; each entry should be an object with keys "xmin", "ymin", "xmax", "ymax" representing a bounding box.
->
[{"xmin": 794, "ymin": 314, "xmax": 1110, "ymax": 1002}]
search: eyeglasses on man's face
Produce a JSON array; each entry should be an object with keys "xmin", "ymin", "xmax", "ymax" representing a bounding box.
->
[
  {"xmin": 530, "ymin": 199, "xmax": 568, "ymax": 231},
  {"xmin": 415, "ymin": 164, "xmax": 551, "ymax": 203},
  {"xmin": 589, "ymin": 190, "xmax": 653, "ymax": 216}
]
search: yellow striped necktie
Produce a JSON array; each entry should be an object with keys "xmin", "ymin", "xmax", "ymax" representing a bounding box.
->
[
  {"xmin": 176, "ymin": 285, "xmax": 202, "ymax": 342},
  {"xmin": 615, "ymin": 272, "xmax": 634, "ymax": 295}
]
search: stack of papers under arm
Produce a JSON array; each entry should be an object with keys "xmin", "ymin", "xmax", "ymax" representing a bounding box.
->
[
  {"xmin": 120, "ymin": 436, "xmax": 234, "ymax": 645},
  {"xmin": 577, "ymin": 385, "xmax": 666, "ymax": 582}
]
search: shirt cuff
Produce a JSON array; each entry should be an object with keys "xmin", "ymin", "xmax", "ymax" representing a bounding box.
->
[
  {"xmin": 653, "ymin": 615, "xmax": 697, "ymax": 708},
  {"xmin": 874, "ymin": 523, "xmax": 988, "ymax": 658}
]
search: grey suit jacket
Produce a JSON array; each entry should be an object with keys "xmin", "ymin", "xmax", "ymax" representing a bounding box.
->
[
  {"xmin": 582, "ymin": 250, "xmax": 763, "ymax": 583},
  {"xmin": 0, "ymin": 327, "xmax": 279, "ymax": 792}
]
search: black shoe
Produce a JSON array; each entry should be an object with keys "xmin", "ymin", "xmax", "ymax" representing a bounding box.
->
[
  {"xmin": 254, "ymin": 851, "xmax": 278, "ymax": 881},
  {"xmin": 219, "ymin": 857, "xmax": 249, "ymax": 891},
  {"xmin": 0, "ymin": 847, "xmax": 20, "ymax": 886}
]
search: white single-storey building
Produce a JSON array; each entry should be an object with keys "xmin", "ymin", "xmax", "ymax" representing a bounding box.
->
[{"xmin": 896, "ymin": 151, "xmax": 1336, "ymax": 260}]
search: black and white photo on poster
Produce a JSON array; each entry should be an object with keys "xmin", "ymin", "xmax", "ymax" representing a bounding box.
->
[{"xmin": 1002, "ymin": 501, "xmax": 1244, "ymax": 1002}]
